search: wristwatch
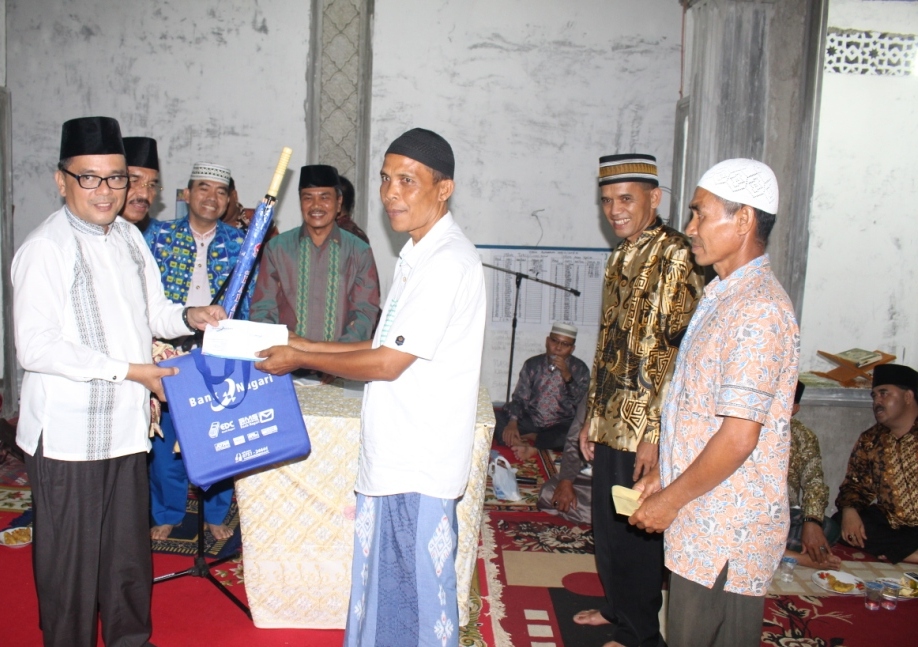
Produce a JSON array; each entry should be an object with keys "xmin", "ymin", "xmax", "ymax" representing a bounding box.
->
[
  {"xmin": 803, "ymin": 515, "xmax": 822, "ymax": 525},
  {"xmin": 181, "ymin": 307, "xmax": 196, "ymax": 333}
]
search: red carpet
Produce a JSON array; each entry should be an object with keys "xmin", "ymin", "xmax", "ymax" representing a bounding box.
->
[
  {"xmin": 0, "ymin": 521, "xmax": 345, "ymax": 647},
  {"xmin": 480, "ymin": 509, "xmax": 918, "ymax": 647},
  {"xmin": 0, "ymin": 504, "xmax": 492, "ymax": 646}
]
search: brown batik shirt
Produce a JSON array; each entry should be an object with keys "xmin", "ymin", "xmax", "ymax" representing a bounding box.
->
[
  {"xmin": 789, "ymin": 418, "xmax": 830, "ymax": 520},
  {"xmin": 836, "ymin": 419, "xmax": 918, "ymax": 529},
  {"xmin": 586, "ymin": 218, "xmax": 704, "ymax": 451}
]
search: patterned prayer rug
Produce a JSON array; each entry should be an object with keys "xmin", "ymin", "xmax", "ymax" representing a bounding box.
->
[
  {"xmin": 0, "ymin": 456, "xmax": 30, "ymax": 512},
  {"xmin": 150, "ymin": 493, "xmax": 242, "ymax": 560},
  {"xmin": 480, "ymin": 510, "xmax": 915, "ymax": 647},
  {"xmin": 484, "ymin": 445, "xmax": 559, "ymax": 512},
  {"xmin": 0, "ymin": 455, "xmax": 28, "ymax": 486},
  {"xmin": 482, "ymin": 510, "xmax": 605, "ymax": 647},
  {"xmin": 0, "ymin": 485, "xmax": 31, "ymax": 512},
  {"xmin": 762, "ymin": 592, "xmax": 917, "ymax": 646},
  {"xmin": 211, "ymin": 555, "xmax": 246, "ymax": 589}
]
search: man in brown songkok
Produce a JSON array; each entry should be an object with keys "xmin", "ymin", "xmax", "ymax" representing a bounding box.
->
[{"xmin": 576, "ymin": 154, "xmax": 704, "ymax": 647}]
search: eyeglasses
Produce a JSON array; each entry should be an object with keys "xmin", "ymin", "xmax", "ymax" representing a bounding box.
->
[
  {"xmin": 548, "ymin": 336, "xmax": 574, "ymax": 348},
  {"xmin": 130, "ymin": 178, "xmax": 162, "ymax": 192},
  {"xmin": 60, "ymin": 167, "xmax": 129, "ymax": 190}
]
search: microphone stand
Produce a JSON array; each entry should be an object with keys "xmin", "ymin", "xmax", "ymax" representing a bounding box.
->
[{"xmin": 482, "ymin": 262, "xmax": 581, "ymax": 403}]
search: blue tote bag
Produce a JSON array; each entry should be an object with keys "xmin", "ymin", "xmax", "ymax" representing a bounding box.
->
[{"xmin": 159, "ymin": 348, "xmax": 311, "ymax": 489}]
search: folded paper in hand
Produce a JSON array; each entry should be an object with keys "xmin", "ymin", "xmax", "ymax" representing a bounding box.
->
[
  {"xmin": 611, "ymin": 485, "xmax": 641, "ymax": 516},
  {"xmin": 202, "ymin": 319, "xmax": 288, "ymax": 361}
]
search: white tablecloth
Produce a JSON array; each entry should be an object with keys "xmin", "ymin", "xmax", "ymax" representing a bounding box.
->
[{"xmin": 235, "ymin": 382, "xmax": 495, "ymax": 628}]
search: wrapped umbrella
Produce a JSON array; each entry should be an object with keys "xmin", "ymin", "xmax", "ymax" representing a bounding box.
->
[{"xmin": 220, "ymin": 147, "xmax": 293, "ymax": 319}]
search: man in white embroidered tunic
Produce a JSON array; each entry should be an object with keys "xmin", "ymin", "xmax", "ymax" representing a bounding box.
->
[
  {"xmin": 13, "ymin": 116, "xmax": 225, "ymax": 647},
  {"xmin": 256, "ymin": 128, "xmax": 486, "ymax": 647}
]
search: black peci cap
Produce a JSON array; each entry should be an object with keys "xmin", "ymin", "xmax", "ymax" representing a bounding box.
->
[{"xmin": 60, "ymin": 116, "xmax": 125, "ymax": 160}]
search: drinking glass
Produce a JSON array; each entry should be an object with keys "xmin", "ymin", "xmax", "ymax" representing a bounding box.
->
[
  {"xmin": 864, "ymin": 581, "xmax": 883, "ymax": 611},
  {"xmin": 881, "ymin": 581, "xmax": 899, "ymax": 610}
]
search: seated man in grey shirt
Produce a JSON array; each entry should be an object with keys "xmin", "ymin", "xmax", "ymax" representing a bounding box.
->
[{"xmin": 538, "ymin": 398, "xmax": 592, "ymax": 524}]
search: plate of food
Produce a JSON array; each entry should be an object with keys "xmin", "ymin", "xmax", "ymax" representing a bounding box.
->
[
  {"xmin": 812, "ymin": 570, "xmax": 865, "ymax": 595},
  {"xmin": 0, "ymin": 525, "xmax": 32, "ymax": 548},
  {"xmin": 876, "ymin": 577, "xmax": 918, "ymax": 600}
]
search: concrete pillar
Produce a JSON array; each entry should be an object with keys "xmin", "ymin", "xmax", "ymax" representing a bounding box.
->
[
  {"xmin": 307, "ymin": 0, "xmax": 374, "ymax": 229},
  {"xmin": 672, "ymin": 0, "xmax": 828, "ymax": 314}
]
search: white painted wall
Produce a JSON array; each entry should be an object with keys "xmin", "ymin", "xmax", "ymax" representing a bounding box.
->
[
  {"xmin": 7, "ymin": 1, "xmax": 312, "ymax": 246},
  {"xmin": 0, "ymin": 1, "xmax": 6, "ymax": 87},
  {"xmin": 4, "ymin": 0, "xmax": 685, "ymax": 400},
  {"xmin": 800, "ymin": 0, "xmax": 918, "ymax": 371},
  {"xmin": 366, "ymin": 0, "xmax": 685, "ymax": 295}
]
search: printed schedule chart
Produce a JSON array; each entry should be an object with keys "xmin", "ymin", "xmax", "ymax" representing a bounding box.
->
[{"xmin": 478, "ymin": 246, "xmax": 610, "ymax": 402}]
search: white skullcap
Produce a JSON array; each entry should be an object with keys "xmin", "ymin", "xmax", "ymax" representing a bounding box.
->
[
  {"xmin": 189, "ymin": 162, "xmax": 231, "ymax": 186},
  {"xmin": 551, "ymin": 322, "xmax": 577, "ymax": 339},
  {"xmin": 697, "ymin": 158, "xmax": 779, "ymax": 214}
]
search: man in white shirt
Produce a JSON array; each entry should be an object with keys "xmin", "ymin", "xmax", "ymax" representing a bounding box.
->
[
  {"xmin": 13, "ymin": 116, "xmax": 225, "ymax": 647},
  {"xmin": 256, "ymin": 128, "xmax": 486, "ymax": 647}
]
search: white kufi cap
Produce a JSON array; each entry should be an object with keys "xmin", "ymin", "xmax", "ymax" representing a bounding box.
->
[
  {"xmin": 551, "ymin": 322, "xmax": 578, "ymax": 339},
  {"xmin": 189, "ymin": 162, "xmax": 232, "ymax": 186},
  {"xmin": 697, "ymin": 158, "xmax": 779, "ymax": 214}
]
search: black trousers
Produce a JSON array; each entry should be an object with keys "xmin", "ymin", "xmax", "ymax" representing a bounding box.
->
[
  {"xmin": 494, "ymin": 409, "xmax": 571, "ymax": 450},
  {"xmin": 25, "ymin": 439, "xmax": 154, "ymax": 647},
  {"xmin": 592, "ymin": 444, "xmax": 665, "ymax": 647},
  {"xmin": 833, "ymin": 505, "xmax": 918, "ymax": 563}
]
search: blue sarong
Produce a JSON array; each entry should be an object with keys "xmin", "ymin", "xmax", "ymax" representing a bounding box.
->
[{"xmin": 344, "ymin": 493, "xmax": 459, "ymax": 647}]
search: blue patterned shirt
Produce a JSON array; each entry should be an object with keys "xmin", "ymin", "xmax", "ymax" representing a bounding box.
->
[{"xmin": 144, "ymin": 217, "xmax": 256, "ymax": 319}]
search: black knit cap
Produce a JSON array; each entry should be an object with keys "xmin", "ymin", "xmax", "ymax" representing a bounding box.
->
[
  {"xmin": 60, "ymin": 116, "xmax": 124, "ymax": 160},
  {"xmin": 123, "ymin": 137, "xmax": 159, "ymax": 171},
  {"xmin": 385, "ymin": 128, "xmax": 454, "ymax": 179},
  {"xmin": 299, "ymin": 164, "xmax": 340, "ymax": 190},
  {"xmin": 872, "ymin": 364, "xmax": 918, "ymax": 391}
]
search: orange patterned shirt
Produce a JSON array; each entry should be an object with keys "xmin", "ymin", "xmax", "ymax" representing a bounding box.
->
[{"xmin": 659, "ymin": 255, "xmax": 799, "ymax": 595}]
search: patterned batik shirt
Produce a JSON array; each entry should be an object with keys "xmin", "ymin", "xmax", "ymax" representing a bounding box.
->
[
  {"xmin": 835, "ymin": 419, "xmax": 918, "ymax": 529},
  {"xmin": 660, "ymin": 254, "xmax": 799, "ymax": 595},
  {"xmin": 506, "ymin": 353, "xmax": 591, "ymax": 428},
  {"xmin": 788, "ymin": 418, "xmax": 830, "ymax": 520},
  {"xmin": 144, "ymin": 217, "xmax": 255, "ymax": 319},
  {"xmin": 586, "ymin": 218, "xmax": 704, "ymax": 451}
]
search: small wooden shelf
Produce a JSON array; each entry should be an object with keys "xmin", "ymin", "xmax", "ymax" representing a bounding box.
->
[{"xmin": 812, "ymin": 350, "xmax": 896, "ymax": 388}]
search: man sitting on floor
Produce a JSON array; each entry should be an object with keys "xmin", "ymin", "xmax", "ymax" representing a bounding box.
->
[
  {"xmin": 538, "ymin": 397, "xmax": 592, "ymax": 524},
  {"xmin": 785, "ymin": 381, "xmax": 840, "ymax": 568},
  {"xmin": 836, "ymin": 363, "xmax": 918, "ymax": 563},
  {"xmin": 497, "ymin": 323, "xmax": 590, "ymax": 461}
]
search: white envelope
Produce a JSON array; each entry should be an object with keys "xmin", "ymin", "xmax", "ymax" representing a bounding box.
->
[{"xmin": 202, "ymin": 319, "xmax": 289, "ymax": 361}]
